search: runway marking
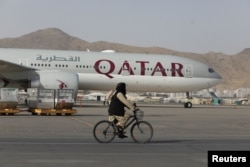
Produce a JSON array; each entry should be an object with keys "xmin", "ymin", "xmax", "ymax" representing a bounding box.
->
[{"xmin": 67, "ymin": 117, "xmax": 94, "ymax": 127}]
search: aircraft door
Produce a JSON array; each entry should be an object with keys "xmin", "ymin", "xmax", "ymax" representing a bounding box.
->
[{"xmin": 185, "ymin": 65, "xmax": 193, "ymax": 78}]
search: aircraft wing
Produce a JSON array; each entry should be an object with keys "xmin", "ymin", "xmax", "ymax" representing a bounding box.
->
[
  {"xmin": 0, "ymin": 59, "xmax": 36, "ymax": 84},
  {"xmin": 0, "ymin": 60, "xmax": 35, "ymax": 73}
]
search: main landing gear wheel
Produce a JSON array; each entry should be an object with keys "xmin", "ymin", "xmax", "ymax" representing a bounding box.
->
[{"xmin": 184, "ymin": 102, "xmax": 192, "ymax": 108}]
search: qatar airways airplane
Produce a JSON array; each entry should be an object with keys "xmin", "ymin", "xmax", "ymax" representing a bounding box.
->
[{"xmin": 0, "ymin": 48, "xmax": 221, "ymax": 95}]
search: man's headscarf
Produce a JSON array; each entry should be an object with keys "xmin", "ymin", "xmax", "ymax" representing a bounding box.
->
[{"xmin": 116, "ymin": 82, "xmax": 126, "ymax": 95}]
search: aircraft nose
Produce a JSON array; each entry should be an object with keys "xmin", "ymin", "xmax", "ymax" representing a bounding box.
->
[
  {"xmin": 214, "ymin": 71, "xmax": 222, "ymax": 79},
  {"xmin": 206, "ymin": 67, "xmax": 222, "ymax": 88}
]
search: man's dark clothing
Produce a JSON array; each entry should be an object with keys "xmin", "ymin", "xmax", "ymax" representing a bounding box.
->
[{"xmin": 108, "ymin": 91, "xmax": 125, "ymax": 116}]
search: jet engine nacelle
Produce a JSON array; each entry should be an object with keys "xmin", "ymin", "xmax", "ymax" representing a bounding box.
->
[
  {"xmin": 30, "ymin": 70, "xmax": 79, "ymax": 95},
  {"xmin": 0, "ymin": 79, "xmax": 7, "ymax": 87}
]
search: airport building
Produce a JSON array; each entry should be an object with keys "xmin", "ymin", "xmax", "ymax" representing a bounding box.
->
[{"xmin": 74, "ymin": 87, "xmax": 250, "ymax": 106}]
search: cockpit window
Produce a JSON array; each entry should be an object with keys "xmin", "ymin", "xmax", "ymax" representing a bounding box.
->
[{"xmin": 208, "ymin": 68, "xmax": 214, "ymax": 73}]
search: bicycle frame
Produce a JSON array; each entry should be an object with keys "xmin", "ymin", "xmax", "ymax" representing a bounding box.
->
[
  {"xmin": 109, "ymin": 113, "xmax": 138, "ymax": 132},
  {"xmin": 123, "ymin": 116, "xmax": 137, "ymax": 130}
]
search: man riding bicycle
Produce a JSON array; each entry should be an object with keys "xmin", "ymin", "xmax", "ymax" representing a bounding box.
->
[{"xmin": 108, "ymin": 82, "xmax": 138, "ymax": 138}]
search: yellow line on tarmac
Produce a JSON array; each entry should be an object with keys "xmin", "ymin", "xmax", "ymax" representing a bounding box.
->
[{"xmin": 68, "ymin": 117, "xmax": 94, "ymax": 127}]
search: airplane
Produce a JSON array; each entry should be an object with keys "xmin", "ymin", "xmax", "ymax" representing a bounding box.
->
[{"xmin": 0, "ymin": 48, "xmax": 222, "ymax": 104}]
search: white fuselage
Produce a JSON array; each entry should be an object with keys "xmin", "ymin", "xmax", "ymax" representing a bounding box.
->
[{"xmin": 0, "ymin": 48, "xmax": 222, "ymax": 92}]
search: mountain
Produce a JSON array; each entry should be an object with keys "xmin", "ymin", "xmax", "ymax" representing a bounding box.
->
[{"xmin": 0, "ymin": 28, "xmax": 249, "ymax": 90}]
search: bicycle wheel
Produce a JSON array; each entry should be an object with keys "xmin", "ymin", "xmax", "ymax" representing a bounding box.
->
[
  {"xmin": 93, "ymin": 120, "xmax": 116, "ymax": 143},
  {"xmin": 130, "ymin": 121, "xmax": 153, "ymax": 144}
]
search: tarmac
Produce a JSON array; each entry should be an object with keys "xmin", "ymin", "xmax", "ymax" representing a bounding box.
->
[{"xmin": 0, "ymin": 103, "xmax": 250, "ymax": 167}]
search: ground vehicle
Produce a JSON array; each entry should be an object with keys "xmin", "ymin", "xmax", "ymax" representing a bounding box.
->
[{"xmin": 93, "ymin": 109, "xmax": 153, "ymax": 144}]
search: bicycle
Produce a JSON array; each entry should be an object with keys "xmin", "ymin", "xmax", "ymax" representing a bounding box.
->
[{"xmin": 93, "ymin": 109, "xmax": 153, "ymax": 144}]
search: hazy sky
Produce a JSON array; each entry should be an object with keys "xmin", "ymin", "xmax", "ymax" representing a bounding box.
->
[{"xmin": 0, "ymin": 0, "xmax": 250, "ymax": 54}]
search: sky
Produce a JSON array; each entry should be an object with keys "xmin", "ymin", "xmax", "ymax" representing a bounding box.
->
[{"xmin": 0, "ymin": 0, "xmax": 250, "ymax": 55}]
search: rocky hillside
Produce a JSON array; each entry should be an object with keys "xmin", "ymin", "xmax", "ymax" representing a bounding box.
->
[{"xmin": 0, "ymin": 28, "xmax": 249, "ymax": 90}]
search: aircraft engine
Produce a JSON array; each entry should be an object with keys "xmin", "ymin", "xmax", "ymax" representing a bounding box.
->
[
  {"xmin": 31, "ymin": 71, "xmax": 79, "ymax": 91},
  {"xmin": 0, "ymin": 79, "xmax": 8, "ymax": 87},
  {"xmin": 30, "ymin": 70, "xmax": 79, "ymax": 96}
]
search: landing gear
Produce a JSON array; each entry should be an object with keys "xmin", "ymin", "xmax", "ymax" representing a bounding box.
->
[
  {"xmin": 184, "ymin": 102, "xmax": 192, "ymax": 108},
  {"xmin": 184, "ymin": 92, "xmax": 192, "ymax": 108}
]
